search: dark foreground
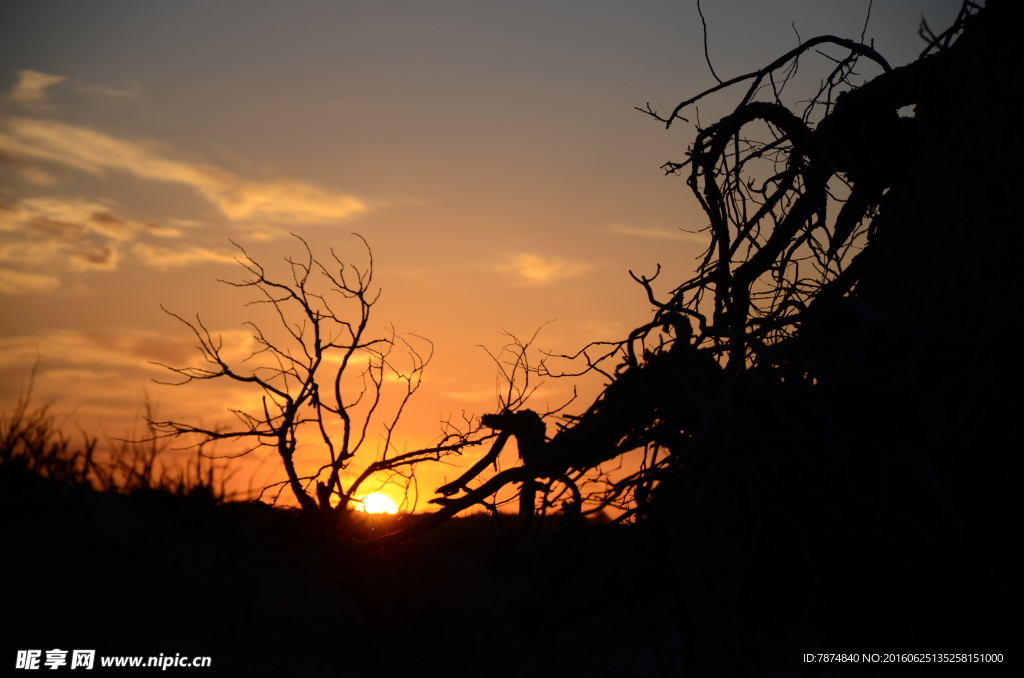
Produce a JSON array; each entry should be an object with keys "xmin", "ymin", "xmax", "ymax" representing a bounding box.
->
[{"xmin": 3, "ymin": 468, "xmax": 899, "ymax": 678}]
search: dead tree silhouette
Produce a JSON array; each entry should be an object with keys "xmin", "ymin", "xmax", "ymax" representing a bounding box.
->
[
  {"xmin": 353, "ymin": 1, "xmax": 1019, "ymax": 674},
  {"xmin": 148, "ymin": 234, "xmax": 490, "ymax": 532}
]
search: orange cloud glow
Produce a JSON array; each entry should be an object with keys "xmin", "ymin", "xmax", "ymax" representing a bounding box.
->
[
  {"xmin": 497, "ymin": 253, "xmax": 593, "ymax": 286},
  {"xmin": 607, "ymin": 224, "xmax": 708, "ymax": 242},
  {"xmin": 0, "ymin": 116, "xmax": 366, "ymax": 224},
  {"xmin": 0, "ymin": 197, "xmax": 179, "ymax": 240},
  {"xmin": 0, "ymin": 268, "xmax": 60, "ymax": 294},
  {"xmin": 131, "ymin": 243, "xmax": 236, "ymax": 269},
  {"xmin": 0, "ymin": 197, "xmax": 193, "ymax": 278}
]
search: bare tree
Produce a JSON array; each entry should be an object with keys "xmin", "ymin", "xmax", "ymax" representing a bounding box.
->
[
  {"xmin": 339, "ymin": 4, "xmax": 1018, "ymax": 671},
  {"xmin": 149, "ymin": 234, "xmax": 484, "ymax": 528}
]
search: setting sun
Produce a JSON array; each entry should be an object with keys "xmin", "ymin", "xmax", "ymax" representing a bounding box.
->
[{"xmin": 357, "ymin": 493, "xmax": 398, "ymax": 514}]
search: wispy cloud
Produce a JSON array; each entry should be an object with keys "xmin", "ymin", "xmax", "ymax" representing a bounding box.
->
[
  {"xmin": 442, "ymin": 388, "xmax": 496, "ymax": 403},
  {"xmin": 496, "ymin": 253, "xmax": 592, "ymax": 286},
  {"xmin": 0, "ymin": 238, "xmax": 63, "ymax": 266},
  {"xmin": 607, "ymin": 224, "xmax": 708, "ymax": 242},
  {"xmin": 1, "ymin": 197, "xmax": 180, "ymax": 240},
  {"xmin": 577, "ymin": 319, "xmax": 627, "ymax": 342},
  {"xmin": 132, "ymin": 243, "xmax": 236, "ymax": 269},
  {"xmin": 7, "ymin": 70, "xmax": 65, "ymax": 108},
  {"xmin": 1, "ymin": 71, "xmax": 368, "ymax": 287},
  {"xmin": 0, "ymin": 328, "xmax": 256, "ymax": 372},
  {"xmin": 69, "ymin": 243, "xmax": 118, "ymax": 271},
  {"xmin": 0, "ymin": 329, "xmax": 260, "ymax": 431},
  {"xmin": 236, "ymin": 224, "xmax": 291, "ymax": 242},
  {"xmin": 15, "ymin": 165, "xmax": 59, "ymax": 186},
  {"xmin": 0, "ymin": 196, "xmax": 195, "ymax": 276},
  {"xmin": 77, "ymin": 82, "xmax": 142, "ymax": 99},
  {"xmin": 0, "ymin": 116, "xmax": 367, "ymax": 223},
  {"xmin": 0, "ymin": 268, "xmax": 59, "ymax": 294}
]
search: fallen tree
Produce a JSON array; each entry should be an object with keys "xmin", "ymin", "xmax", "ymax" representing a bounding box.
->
[{"xmin": 353, "ymin": 1, "xmax": 1019, "ymax": 672}]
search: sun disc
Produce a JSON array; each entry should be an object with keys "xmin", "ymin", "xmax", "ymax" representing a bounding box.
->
[{"xmin": 359, "ymin": 492, "xmax": 398, "ymax": 514}]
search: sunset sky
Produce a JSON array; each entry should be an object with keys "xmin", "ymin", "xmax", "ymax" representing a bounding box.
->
[{"xmin": 1, "ymin": 0, "xmax": 961, "ymax": 506}]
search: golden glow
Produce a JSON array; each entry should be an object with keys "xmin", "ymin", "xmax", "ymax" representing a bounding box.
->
[
  {"xmin": 357, "ymin": 492, "xmax": 398, "ymax": 514},
  {"xmin": 0, "ymin": 116, "xmax": 367, "ymax": 223}
]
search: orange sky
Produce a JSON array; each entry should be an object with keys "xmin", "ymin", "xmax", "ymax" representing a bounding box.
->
[{"xmin": 0, "ymin": 0, "xmax": 962, "ymax": 508}]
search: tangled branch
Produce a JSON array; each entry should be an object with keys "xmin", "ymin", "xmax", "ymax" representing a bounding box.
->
[{"xmin": 149, "ymin": 234, "xmax": 486, "ymax": 525}]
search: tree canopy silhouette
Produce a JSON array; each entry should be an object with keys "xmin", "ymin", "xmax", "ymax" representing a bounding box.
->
[
  {"xmin": 149, "ymin": 234, "xmax": 494, "ymax": 531},
  {"xmin": 144, "ymin": 2, "xmax": 1017, "ymax": 672},
  {"xmin": 352, "ymin": 0, "xmax": 1019, "ymax": 672}
]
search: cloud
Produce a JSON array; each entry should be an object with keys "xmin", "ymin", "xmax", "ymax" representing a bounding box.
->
[
  {"xmin": 77, "ymin": 82, "xmax": 142, "ymax": 99},
  {"xmin": 320, "ymin": 351, "xmax": 371, "ymax": 367},
  {"xmin": 0, "ymin": 238, "xmax": 64, "ymax": 266},
  {"xmin": 0, "ymin": 197, "xmax": 178, "ymax": 240},
  {"xmin": 168, "ymin": 218, "xmax": 203, "ymax": 229},
  {"xmin": 7, "ymin": 70, "xmax": 65, "ymax": 108},
  {"xmin": 496, "ymin": 253, "xmax": 592, "ymax": 286},
  {"xmin": 0, "ymin": 329, "xmax": 311, "ymax": 469},
  {"xmin": 442, "ymin": 388, "xmax": 496, "ymax": 403},
  {"xmin": 0, "ymin": 328, "xmax": 254, "ymax": 372},
  {"xmin": 132, "ymin": 243, "xmax": 236, "ymax": 269},
  {"xmin": 0, "ymin": 197, "xmax": 185, "ymax": 275},
  {"xmin": 577, "ymin": 319, "xmax": 626, "ymax": 342},
  {"xmin": 16, "ymin": 166, "xmax": 59, "ymax": 186},
  {"xmin": 70, "ymin": 244, "xmax": 118, "ymax": 271},
  {"xmin": 0, "ymin": 195, "xmax": 250, "ymax": 277},
  {"xmin": 0, "ymin": 116, "xmax": 367, "ymax": 223},
  {"xmin": 607, "ymin": 224, "xmax": 708, "ymax": 242},
  {"xmin": 0, "ymin": 268, "xmax": 60, "ymax": 294},
  {"xmin": 238, "ymin": 225, "xmax": 290, "ymax": 242}
]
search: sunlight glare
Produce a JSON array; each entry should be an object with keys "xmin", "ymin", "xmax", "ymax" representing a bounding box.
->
[{"xmin": 358, "ymin": 492, "xmax": 398, "ymax": 514}]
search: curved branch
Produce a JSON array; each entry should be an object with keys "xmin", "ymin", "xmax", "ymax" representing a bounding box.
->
[{"xmin": 655, "ymin": 35, "xmax": 892, "ymax": 128}]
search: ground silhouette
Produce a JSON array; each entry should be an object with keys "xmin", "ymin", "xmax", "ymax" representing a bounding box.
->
[{"xmin": 4, "ymin": 2, "xmax": 1020, "ymax": 676}]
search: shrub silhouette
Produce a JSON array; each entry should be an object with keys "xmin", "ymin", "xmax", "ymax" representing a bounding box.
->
[{"xmin": 1, "ymin": 367, "xmax": 226, "ymax": 502}]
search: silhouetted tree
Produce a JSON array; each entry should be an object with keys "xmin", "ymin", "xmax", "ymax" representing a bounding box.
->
[
  {"xmin": 353, "ymin": 1, "xmax": 1019, "ymax": 674},
  {"xmin": 150, "ymin": 234, "xmax": 488, "ymax": 529}
]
